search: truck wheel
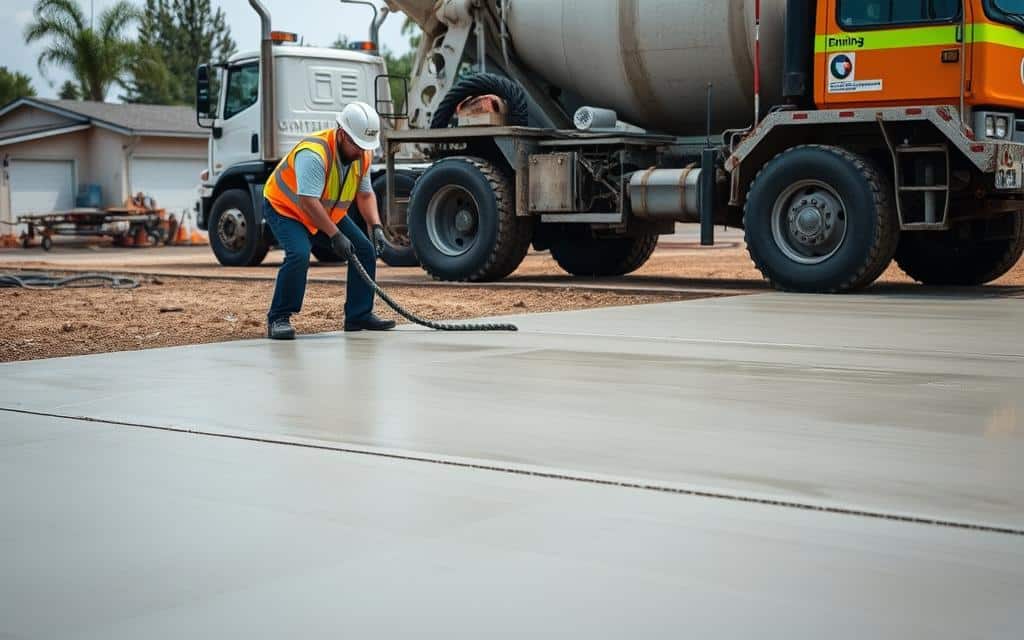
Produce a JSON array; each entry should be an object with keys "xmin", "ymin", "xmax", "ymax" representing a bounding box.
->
[
  {"xmin": 209, "ymin": 189, "xmax": 270, "ymax": 266},
  {"xmin": 895, "ymin": 213, "xmax": 1024, "ymax": 285},
  {"xmin": 430, "ymin": 73, "xmax": 529, "ymax": 129},
  {"xmin": 744, "ymin": 145, "xmax": 897, "ymax": 293},
  {"xmin": 408, "ymin": 157, "xmax": 531, "ymax": 281},
  {"xmin": 370, "ymin": 171, "xmax": 420, "ymax": 267},
  {"xmin": 550, "ymin": 232, "xmax": 658, "ymax": 277}
]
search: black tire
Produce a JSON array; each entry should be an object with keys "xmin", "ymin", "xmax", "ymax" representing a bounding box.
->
[
  {"xmin": 209, "ymin": 188, "xmax": 270, "ymax": 266},
  {"xmin": 895, "ymin": 212, "xmax": 1024, "ymax": 285},
  {"xmin": 743, "ymin": 145, "xmax": 898, "ymax": 293},
  {"xmin": 369, "ymin": 171, "xmax": 420, "ymax": 267},
  {"xmin": 408, "ymin": 156, "xmax": 531, "ymax": 282},
  {"xmin": 550, "ymin": 231, "xmax": 658, "ymax": 277},
  {"xmin": 41, "ymin": 236, "xmax": 52, "ymax": 252},
  {"xmin": 430, "ymin": 73, "xmax": 529, "ymax": 129}
]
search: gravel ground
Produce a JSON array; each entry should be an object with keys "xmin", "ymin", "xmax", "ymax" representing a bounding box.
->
[{"xmin": 0, "ymin": 276, "xmax": 703, "ymax": 362}]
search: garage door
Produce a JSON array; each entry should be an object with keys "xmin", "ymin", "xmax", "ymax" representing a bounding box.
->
[
  {"xmin": 130, "ymin": 157, "xmax": 207, "ymax": 214},
  {"xmin": 9, "ymin": 159, "xmax": 75, "ymax": 216}
]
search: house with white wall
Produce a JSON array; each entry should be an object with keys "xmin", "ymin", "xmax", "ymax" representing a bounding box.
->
[{"xmin": 0, "ymin": 98, "xmax": 208, "ymax": 242}]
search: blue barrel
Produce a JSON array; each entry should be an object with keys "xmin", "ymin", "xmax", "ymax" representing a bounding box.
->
[{"xmin": 76, "ymin": 184, "xmax": 102, "ymax": 208}]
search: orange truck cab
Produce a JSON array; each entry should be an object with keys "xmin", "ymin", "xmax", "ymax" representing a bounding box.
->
[
  {"xmin": 813, "ymin": 0, "xmax": 1024, "ymax": 133},
  {"xmin": 726, "ymin": 0, "xmax": 1024, "ymax": 291}
]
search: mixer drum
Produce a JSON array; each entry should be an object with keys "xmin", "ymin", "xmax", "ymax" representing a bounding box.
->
[{"xmin": 507, "ymin": 0, "xmax": 786, "ymax": 135}]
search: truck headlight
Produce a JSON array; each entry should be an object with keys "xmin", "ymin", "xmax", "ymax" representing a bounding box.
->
[
  {"xmin": 995, "ymin": 116, "xmax": 1009, "ymax": 140},
  {"xmin": 978, "ymin": 112, "xmax": 1013, "ymax": 140}
]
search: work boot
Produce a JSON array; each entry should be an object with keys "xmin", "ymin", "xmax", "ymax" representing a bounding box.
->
[
  {"xmin": 344, "ymin": 313, "xmax": 396, "ymax": 332},
  {"xmin": 267, "ymin": 318, "xmax": 296, "ymax": 340}
]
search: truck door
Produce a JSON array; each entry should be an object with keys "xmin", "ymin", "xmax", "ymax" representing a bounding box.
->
[
  {"xmin": 211, "ymin": 60, "xmax": 261, "ymax": 179},
  {"xmin": 820, "ymin": 0, "xmax": 971, "ymax": 108}
]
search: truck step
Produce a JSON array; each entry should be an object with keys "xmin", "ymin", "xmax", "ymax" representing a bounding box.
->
[{"xmin": 894, "ymin": 144, "xmax": 948, "ymax": 154}]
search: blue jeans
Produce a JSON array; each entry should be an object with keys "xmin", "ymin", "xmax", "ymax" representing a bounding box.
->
[{"xmin": 264, "ymin": 198, "xmax": 376, "ymax": 324}]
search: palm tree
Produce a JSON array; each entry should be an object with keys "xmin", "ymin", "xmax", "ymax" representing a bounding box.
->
[{"xmin": 24, "ymin": 0, "xmax": 138, "ymax": 102}]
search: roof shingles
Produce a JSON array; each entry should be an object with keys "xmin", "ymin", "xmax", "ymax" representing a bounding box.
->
[{"xmin": 16, "ymin": 98, "xmax": 205, "ymax": 137}]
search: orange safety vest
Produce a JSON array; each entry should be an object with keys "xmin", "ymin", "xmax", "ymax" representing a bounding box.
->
[{"xmin": 263, "ymin": 128, "xmax": 373, "ymax": 235}]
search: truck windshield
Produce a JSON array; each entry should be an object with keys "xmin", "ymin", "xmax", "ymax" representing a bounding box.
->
[
  {"xmin": 993, "ymin": 0, "xmax": 1024, "ymax": 12},
  {"xmin": 988, "ymin": 0, "xmax": 1024, "ymax": 27}
]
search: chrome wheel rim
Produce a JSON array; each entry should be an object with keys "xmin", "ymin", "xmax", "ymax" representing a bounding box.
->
[
  {"xmin": 217, "ymin": 208, "xmax": 247, "ymax": 251},
  {"xmin": 770, "ymin": 180, "xmax": 848, "ymax": 265},
  {"xmin": 425, "ymin": 185, "xmax": 479, "ymax": 257}
]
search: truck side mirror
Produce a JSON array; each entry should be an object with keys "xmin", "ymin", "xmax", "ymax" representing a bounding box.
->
[{"xmin": 196, "ymin": 64, "xmax": 213, "ymax": 127}]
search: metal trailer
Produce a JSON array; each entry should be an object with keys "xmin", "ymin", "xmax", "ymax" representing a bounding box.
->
[{"xmin": 17, "ymin": 210, "xmax": 165, "ymax": 251}]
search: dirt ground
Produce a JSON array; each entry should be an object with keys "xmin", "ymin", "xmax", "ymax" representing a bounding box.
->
[
  {"xmin": 8, "ymin": 237, "xmax": 1024, "ymax": 288},
  {"xmin": 0, "ymin": 276, "xmax": 699, "ymax": 362},
  {"xmin": 4, "ymin": 227, "xmax": 1024, "ymax": 362}
]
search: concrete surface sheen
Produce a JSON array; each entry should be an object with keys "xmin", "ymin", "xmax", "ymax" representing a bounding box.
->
[
  {"xmin": 1, "ymin": 413, "xmax": 1022, "ymax": 639},
  {"xmin": 2, "ymin": 294, "xmax": 1023, "ymax": 530}
]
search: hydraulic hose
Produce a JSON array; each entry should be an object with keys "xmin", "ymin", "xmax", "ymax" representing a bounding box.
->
[
  {"xmin": 0, "ymin": 272, "xmax": 140, "ymax": 290},
  {"xmin": 346, "ymin": 252, "xmax": 518, "ymax": 332}
]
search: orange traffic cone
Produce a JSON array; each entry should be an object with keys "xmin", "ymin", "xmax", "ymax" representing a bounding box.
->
[{"xmin": 173, "ymin": 216, "xmax": 190, "ymax": 245}]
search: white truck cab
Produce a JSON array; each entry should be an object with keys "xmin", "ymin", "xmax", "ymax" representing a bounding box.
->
[
  {"xmin": 195, "ymin": 1, "xmax": 415, "ymax": 268},
  {"xmin": 208, "ymin": 46, "xmax": 387, "ymax": 183}
]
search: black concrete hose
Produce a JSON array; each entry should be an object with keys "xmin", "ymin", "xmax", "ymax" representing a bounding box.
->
[
  {"xmin": 346, "ymin": 251, "xmax": 518, "ymax": 332},
  {"xmin": 0, "ymin": 272, "xmax": 140, "ymax": 289}
]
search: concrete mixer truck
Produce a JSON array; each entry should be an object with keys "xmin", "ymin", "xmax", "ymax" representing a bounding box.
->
[{"xmin": 377, "ymin": 0, "xmax": 1024, "ymax": 291}]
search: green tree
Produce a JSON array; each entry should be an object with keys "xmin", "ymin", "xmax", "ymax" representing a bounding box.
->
[
  {"xmin": 57, "ymin": 79, "xmax": 80, "ymax": 99},
  {"xmin": 123, "ymin": 0, "xmax": 236, "ymax": 105},
  {"xmin": 24, "ymin": 0, "xmax": 138, "ymax": 102},
  {"xmin": 0, "ymin": 67, "xmax": 37, "ymax": 105},
  {"xmin": 382, "ymin": 47, "xmax": 415, "ymax": 115}
]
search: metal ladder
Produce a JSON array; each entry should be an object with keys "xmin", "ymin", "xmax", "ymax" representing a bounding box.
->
[{"xmin": 879, "ymin": 122, "xmax": 952, "ymax": 230}]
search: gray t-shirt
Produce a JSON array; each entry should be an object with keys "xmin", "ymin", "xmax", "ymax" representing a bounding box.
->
[{"xmin": 294, "ymin": 149, "xmax": 372, "ymax": 198}]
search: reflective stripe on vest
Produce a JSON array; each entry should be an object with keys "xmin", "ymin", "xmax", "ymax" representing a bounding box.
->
[{"xmin": 263, "ymin": 129, "xmax": 372, "ymax": 234}]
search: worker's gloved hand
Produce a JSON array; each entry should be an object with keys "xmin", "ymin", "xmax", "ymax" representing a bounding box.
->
[
  {"xmin": 371, "ymin": 224, "xmax": 387, "ymax": 257},
  {"xmin": 330, "ymin": 231, "xmax": 353, "ymax": 259}
]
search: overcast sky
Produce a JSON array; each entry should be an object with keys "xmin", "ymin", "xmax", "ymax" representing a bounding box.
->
[{"xmin": 1, "ymin": 0, "xmax": 414, "ymax": 101}]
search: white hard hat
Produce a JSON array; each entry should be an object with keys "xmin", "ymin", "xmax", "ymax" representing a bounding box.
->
[{"xmin": 336, "ymin": 102, "xmax": 381, "ymax": 151}]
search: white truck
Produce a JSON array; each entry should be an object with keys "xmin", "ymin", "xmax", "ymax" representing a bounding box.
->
[{"xmin": 195, "ymin": 0, "xmax": 418, "ymax": 267}]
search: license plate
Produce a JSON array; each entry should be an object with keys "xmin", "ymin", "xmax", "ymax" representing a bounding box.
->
[{"xmin": 996, "ymin": 162, "xmax": 1023, "ymax": 190}]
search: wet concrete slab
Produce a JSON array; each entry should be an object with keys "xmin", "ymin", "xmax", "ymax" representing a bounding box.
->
[
  {"xmin": 2, "ymin": 412, "xmax": 1021, "ymax": 639},
  {"xmin": 2, "ymin": 293, "xmax": 1023, "ymax": 531}
]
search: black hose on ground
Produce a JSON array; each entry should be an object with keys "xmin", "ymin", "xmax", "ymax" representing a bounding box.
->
[
  {"xmin": 346, "ymin": 252, "xmax": 517, "ymax": 332},
  {"xmin": 0, "ymin": 272, "xmax": 140, "ymax": 290}
]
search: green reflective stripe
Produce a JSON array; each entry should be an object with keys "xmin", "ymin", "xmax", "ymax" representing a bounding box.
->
[
  {"xmin": 972, "ymin": 22, "xmax": 1024, "ymax": 48},
  {"xmin": 815, "ymin": 25, "xmax": 959, "ymax": 53},
  {"xmin": 815, "ymin": 22, "xmax": 1024, "ymax": 53}
]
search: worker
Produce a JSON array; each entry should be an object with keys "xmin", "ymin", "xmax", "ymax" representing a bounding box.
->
[{"xmin": 262, "ymin": 102, "xmax": 395, "ymax": 340}]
